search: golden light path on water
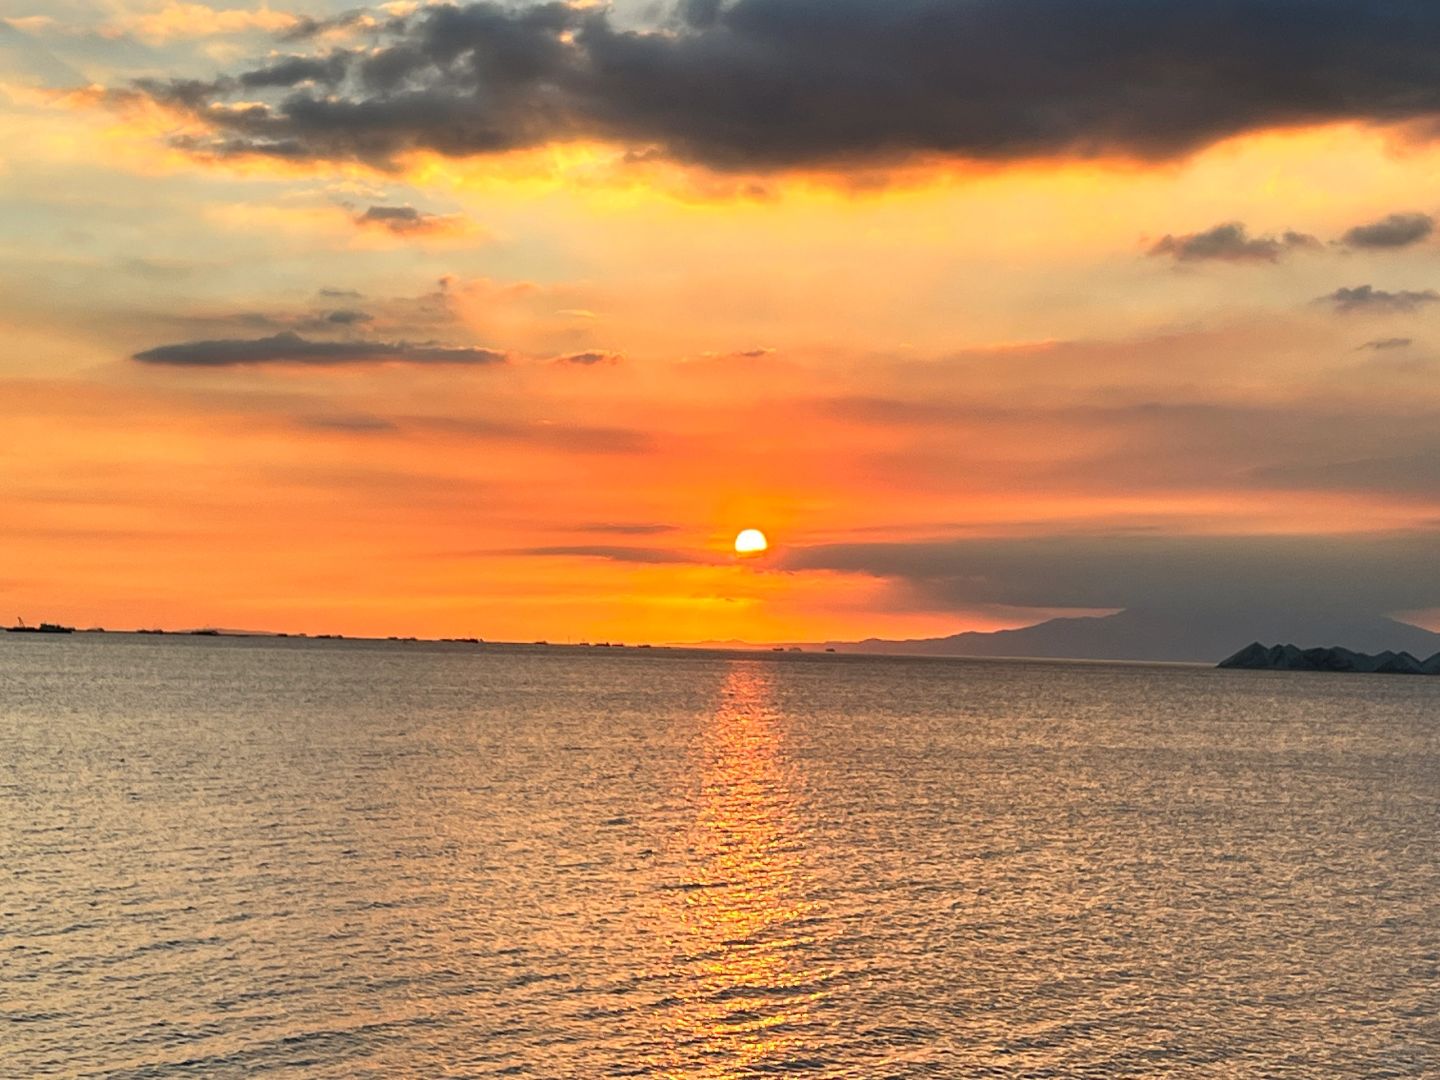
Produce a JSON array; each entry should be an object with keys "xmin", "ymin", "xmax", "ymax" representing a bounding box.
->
[{"xmin": 652, "ymin": 661, "xmax": 831, "ymax": 1075}]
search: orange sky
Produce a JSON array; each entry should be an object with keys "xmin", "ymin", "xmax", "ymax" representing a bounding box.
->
[{"xmin": 3, "ymin": 1, "xmax": 1440, "ymax": 641}]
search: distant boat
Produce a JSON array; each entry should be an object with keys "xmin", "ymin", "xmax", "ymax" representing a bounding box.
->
[{"xmin": 7, "ymin": 618, "xmax": 74, "ymax": 634}]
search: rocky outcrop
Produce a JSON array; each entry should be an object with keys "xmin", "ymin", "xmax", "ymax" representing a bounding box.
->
[{"xmin": 1218, "ymin": 642, "xmax": 1440, "ymax": 675}]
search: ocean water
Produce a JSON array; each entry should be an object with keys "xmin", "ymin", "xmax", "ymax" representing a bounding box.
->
[{"xmin": 4, "ymin": 635, "xmax": 1440, "ymax": 1078}]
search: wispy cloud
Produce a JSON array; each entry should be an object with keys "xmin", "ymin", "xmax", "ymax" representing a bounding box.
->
[{"xmin": 1320, "ymin": 285, "xmax": 1440, "ymax": 313}]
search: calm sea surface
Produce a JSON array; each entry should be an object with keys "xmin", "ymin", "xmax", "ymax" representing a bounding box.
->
[{"xmin": 4, "ymin": 635, "xmax": 1440, "ymax": 1077}]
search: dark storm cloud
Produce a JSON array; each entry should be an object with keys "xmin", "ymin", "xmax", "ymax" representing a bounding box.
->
[
  {"xmin": 1320, "ymin": 285, "xmax": 1440, "ymax": 313},
  {"xmin": 128, "ymin": 0, "xmax": 1440, "ymax": 171},
  {"xmin": 1148, "ymin": 223, "xmax": 1319, "ymax": 263},
  {"xmin": 781, "ymin": 531, "xmax": 1440, "ymax": 616},
  {"xmin": 1341, "ymin": 211, "xmax": 1436, "ymax": 249},
  {"xmin": 132, "ymin": 330, "xmax": 507, "ymax": 366}
]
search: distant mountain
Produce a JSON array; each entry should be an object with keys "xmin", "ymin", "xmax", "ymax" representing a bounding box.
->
[{"xmin": 816, "ymin": 608, "xmax": 1440, "ymax": 664}]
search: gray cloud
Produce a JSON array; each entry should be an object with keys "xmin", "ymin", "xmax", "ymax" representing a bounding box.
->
[
  {"xmin": 354, "ymin": 204, "xmax": 460, "ymax": 234},
  {"xmin": 133, "ymin": 330, "xmax": 507, "ymax": 366},
  {"xmin": 325, "ymin": 309, "xmax": 373, "ymax": 324},
  {"xmin": 1357, "ymin": 336, "xmax": 1414, "ymax": 350},
  {"xmin": 1248, "ymin": 454, "xmax": 1440, "ymax": 498},
  {"xmin": 1321, "ymin": 285, "xmax": 1440, "ymax": 313},
  {"xmin": 1341, "ymin": 211, "xmax": 1435, "ymax": 249},
  {"xmin": 1149, "ymin": 222, "xmax": 1319, "ymax": 263},
  {"xmin": 126, "ymin": 0, "xmax": 1440, "ymax": 172},
  {"xmin": 239, "ymin": 54, "xmax": 348, "ymax": 90},
  {"xmin": 575, "ymin": 522, "xmax": 679, "ymax": 535},
  {"xmin": 513, "ymin": 544, "xmax": 702, "ymax": 564},
  {"xmin": 555, "ymin": 350, "xmax": 621, "ymax": 365},
  {"xmin": 781, "ymin": 531, "xmax": 1440, "ymax": 617},
  {"xmin": 288, "ymin": 410, "xmax": 651, "ymax": 452}
]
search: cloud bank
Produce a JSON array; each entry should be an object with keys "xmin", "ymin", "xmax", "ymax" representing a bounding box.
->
[
  {"xmin": 126, "ymin": 0, "xmax": 1440, "ymax": 172},
  {"xmin": 781, "ymin": 531, "xmax": 1440, "ymax": 617},
  {"xmin": 133, "ymin": 330, "xmax": 507, "ymax": 366}
]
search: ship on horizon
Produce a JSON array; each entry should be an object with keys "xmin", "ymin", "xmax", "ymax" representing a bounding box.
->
[{"xmin": 7, "ymin": 617, "xmax": 75, "ymax": 634}]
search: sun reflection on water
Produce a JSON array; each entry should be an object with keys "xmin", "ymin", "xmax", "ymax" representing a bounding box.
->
[{"xmin": 653, "ymin": 660, "xmax": 831, "ymax": 1076}]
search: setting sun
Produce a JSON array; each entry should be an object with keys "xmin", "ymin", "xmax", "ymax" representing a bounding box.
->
[{"xmin": 735, "ymin": 528, "xmax": 769, "ymax": 555}]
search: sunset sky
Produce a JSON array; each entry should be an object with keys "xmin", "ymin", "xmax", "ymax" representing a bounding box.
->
[{"xmin": 4, "ymin": 0, "xmax": 1440, "ymax": 642}]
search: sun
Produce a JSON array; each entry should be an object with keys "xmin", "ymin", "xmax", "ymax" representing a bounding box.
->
[{"xmin": 734, "ymin": 528, "xmax": 769, "ymax": 555}]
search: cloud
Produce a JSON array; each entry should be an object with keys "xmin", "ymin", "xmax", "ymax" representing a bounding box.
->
[
  {"xmin": 780, "ymin": 531, "xmax": 1440, "ymax": 616},
  {"xmin": 413, "ymin": 415, "xmax": 651, "ymax": 453},
  {"xmin": 1357, "ymin": 337, "xmax": 1414, "ymax": 351},
  {"xmin": 239, "ymin": 54, "xmax": 350, "ymax": 90},
  {"xmin": 1247, "ymin": 454, "xmax": 1440, "ymax": 498},
  {"xmin": 297, "ymin": 412, "xmax": 399, "ymax": 432},
  {"xmin": 280, "ymin": 10, "xmax": 374, "ymax": 41},
  {"xmin": 122, "ymin": 0, "xmax": 1440, "ymax": 172},
  {"xmin": 1320, "ymin": 285, "xmax": 1440, "ymax": 313},
  {"xmin": 353, "ymin": 204, "xmax": 466, "ymax": 235},
  {"xmin": 554, "ymin": 350, "xmax": 621, "ymax": 366},
  {"xmin": 324, "ymin": 309, "xmax": 373, "ymax": 325},
  {"xmin": 575, "ymin": 522, "xmax": 679, "ymax": 536},
  {"xmin": 512, "ymin": 544, "xmax": 702, "ymax": 564},
  {"xmin": 1341, "ymin": 212, "xmax": 1436, "ymax": 249},
  {"xmin": 132, "ymin": 330, "xmax": 507, "ymax": 366},
  {"xmin": 1148, "ymin": 222, "xmax": 1319, "ymax": 263}
]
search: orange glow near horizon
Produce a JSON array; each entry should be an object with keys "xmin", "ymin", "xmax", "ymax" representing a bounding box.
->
[{"xmin": 6, "ymin": 49, "xmax": 1440, "ymax": 644}]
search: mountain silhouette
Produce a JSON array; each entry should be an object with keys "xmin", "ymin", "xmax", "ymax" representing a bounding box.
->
[{"xmin": 820, "ymin": 608, "xmax": 1440, "ymax": 663}]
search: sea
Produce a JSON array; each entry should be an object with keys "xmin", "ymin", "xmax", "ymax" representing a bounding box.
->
[{"xmin": 4, "ymin": 634, "xmax": 1440, "ymax": 1077}]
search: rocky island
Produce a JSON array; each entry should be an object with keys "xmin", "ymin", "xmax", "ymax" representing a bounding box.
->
[{"xmin": 1219, "ymin": 642, "xmax": 1440, "ymax": 675}]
